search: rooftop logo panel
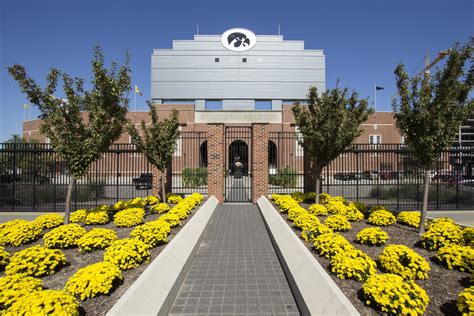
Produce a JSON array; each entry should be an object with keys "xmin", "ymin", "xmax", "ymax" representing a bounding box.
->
[{"xmin": 221, "ymin": 28, "xmax": 257, "ymax": 52}]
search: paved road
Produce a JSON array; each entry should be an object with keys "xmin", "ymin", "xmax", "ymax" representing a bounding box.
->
[{"xmin": 169, "ymin": 204, "xmax": 300, "ymax": 315}]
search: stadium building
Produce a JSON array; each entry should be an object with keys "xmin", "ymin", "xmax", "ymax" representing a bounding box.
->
[{"xmin": 22, "ymin": 28, "xmax": 405, "ymax": 203}]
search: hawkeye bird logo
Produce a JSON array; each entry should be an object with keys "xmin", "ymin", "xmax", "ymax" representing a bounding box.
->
[{"xmin": 221, "ymin": 28, "xmax": 256, "ymax": 52}]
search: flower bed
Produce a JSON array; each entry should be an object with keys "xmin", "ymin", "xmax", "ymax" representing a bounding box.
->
[
  {"xmin": 0, "ymin": 193, "xmax": 204, "ymax": 315},
  {"xmin": 272, "ymin": 193, "xmax": 472, "ymax": 315}
]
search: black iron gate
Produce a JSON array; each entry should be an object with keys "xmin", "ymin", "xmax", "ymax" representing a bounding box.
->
[{"xmin": 225, "ymin": 127, "xmax": 252, "ymax": 202}]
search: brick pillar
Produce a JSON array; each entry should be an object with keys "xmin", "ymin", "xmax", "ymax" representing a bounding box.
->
[
  {"xmin": 208, "ymin": 124, "xmax": 225, "ymax": 203},
  {"xmin": 252, "ymin": 124, "xmax": 269, "ymax": 203}
]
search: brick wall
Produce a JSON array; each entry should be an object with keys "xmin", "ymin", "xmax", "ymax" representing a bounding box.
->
[
  {"xmin": 252, "ymin": 124, "xmax": 269, "ymax": 202},
  {"xmin": 208, "ymin": 124, "xmax": 225, "ymax": 203}
]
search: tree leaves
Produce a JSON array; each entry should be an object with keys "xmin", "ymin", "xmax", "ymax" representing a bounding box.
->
[
  {"xmin": 392, "ymin": 40, "xmax": 473, "ymax": 169},
  {"xmin": 292, "ymin": 84, "xmax": 373, "ymax": 169},
  {"xmin": 7, "ymin": 47, "xmax": 132, "ymax": 179},
  {"xmin": 127, "ymin": 101, "xmax": 180, "ymax": 172}
]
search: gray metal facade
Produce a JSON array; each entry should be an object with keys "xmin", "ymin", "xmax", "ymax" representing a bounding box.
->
[{"xmin": 151, "ymin": 34, "xmax": 325, "ymax": 111}]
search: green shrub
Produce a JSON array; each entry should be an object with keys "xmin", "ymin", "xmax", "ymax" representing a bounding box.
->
[
  {"xmin": 269, "ymin": 166, "xmax": 297, "ymax": 188},
  {"xmin": 291, "ymin": 191, "xmax": 305, "ymax": 203},
  {"xmin": 370, "ymin": 183, "xmax": 474, "ymax": 205},
  {"xmin": 183, "ymin": 167, "xmax": 207, "ymax": 187},
  {"xmin": 304, "ymin": 192, "xmax": 316, "ymax": 203}
]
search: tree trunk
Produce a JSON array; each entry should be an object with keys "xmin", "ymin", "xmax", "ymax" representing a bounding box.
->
[
  {"xmin": 419, "ymin": 168, "xmax": 431, "ymax": 235},
  {"xmin": 314, "ymin": 167, "xmax": 323, "ymax": 204},
  {"xmin": 65, "ymin": 177, "xmax": 76, "ymax": 224},
  {"xmin": 161, "ymin": 172, "xmax": 166, "ymax": 204}
]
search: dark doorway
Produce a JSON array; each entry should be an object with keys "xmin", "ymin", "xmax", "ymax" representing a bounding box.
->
[
  {"xmin": 228, "ymin": 140, "xmax": 249, "ymax": 175},
  {"xmin": 200, "ymin": 141, "xmax": 208, "ymax": 167}
]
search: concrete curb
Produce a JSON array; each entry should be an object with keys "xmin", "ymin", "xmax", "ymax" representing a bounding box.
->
[
  {"xmin": 257, "ymin": 196, "xmax": 360, "ymax": 316},
  {"xmin": 107, "ymin": 196, "xmax": 219, "ymax": 316}
]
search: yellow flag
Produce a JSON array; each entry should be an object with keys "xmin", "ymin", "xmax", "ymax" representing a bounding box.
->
[
  {"xmin": 135, "ymin": 85, "xmax": 142, "ymax": 96},
  {"xmin": 23, "ymin": 104, "xmax": 29, "ymax": 109}
]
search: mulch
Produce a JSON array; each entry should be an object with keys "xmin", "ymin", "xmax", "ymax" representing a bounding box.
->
[
  {"xmin": 276, "ymin": 202, "xmax": 469, "ymax": 316},
  {"xmin": 1, "ymin": 201, "xmax": 202, "ymax": 315}
]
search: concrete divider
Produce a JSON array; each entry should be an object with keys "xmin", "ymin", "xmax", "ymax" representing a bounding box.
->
[
  {"xmin": 107, "ymin": 196, "xmax": 219, "ymax": 316},
  {"xmin": 257, "ymin": 196, "xmax": 360, "ymax": 316}
]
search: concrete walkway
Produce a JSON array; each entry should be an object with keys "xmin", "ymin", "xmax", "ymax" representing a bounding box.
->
[
  {"xmin": 428, "ymin": 210, "xmax": 474, "ymax": 227},
  {"xmin": 169, "ymin": 204, "xmax": 300, "ymax": 315}
]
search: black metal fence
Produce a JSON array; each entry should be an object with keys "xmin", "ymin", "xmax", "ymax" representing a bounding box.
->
[
  {"xmin": 0, "ymin": 143, "xmax": 151, "ymax": 211},
  {"xmin": 170, "ymin": 132, "xmax": 208, "ymax": 196},
  {"xmin": 0, "ymin": 133, "xmax": 208, "ymax": 212},
  {"xmin": 268, "ymin": 133, "xmax": 474, "ymax": 211}
]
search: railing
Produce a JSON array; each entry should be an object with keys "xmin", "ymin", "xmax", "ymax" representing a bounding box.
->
[
  {"xmin": 268, "ymin": 134, "xmax": 474, "ymax": 211},
  {"xmin": 0, "ymin": 132, "xmax": 208, "ymax": 211}
]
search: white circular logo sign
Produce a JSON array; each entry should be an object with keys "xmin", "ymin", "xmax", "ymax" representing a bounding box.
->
[{"xmin": 221, "ymin": 28, "xmax": 256, "ymax": 52}]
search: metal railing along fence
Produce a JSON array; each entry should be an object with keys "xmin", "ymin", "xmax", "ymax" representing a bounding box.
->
[
  {"xmin": 268, "ymin": 133, "xmax": 474, "ymax": 211},
  {"xmin": 0, "ymin": 132, "xmax": 208, "ymax": 211}
]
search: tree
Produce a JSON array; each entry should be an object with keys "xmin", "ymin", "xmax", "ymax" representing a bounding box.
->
[
  {"xmin": 8, "ymin": 47, "xmax": 131, "ymax": 223},
  {"xmin": 127, "ymin": 101, "xmax": 180, "ymax": 203},
  {"xmin": 393, "ymin": 40, "xmax": 473, "ymax": 235},
  {"xmin": 292, "ymin": 84, "xmax": 373, "ymax": 203}
]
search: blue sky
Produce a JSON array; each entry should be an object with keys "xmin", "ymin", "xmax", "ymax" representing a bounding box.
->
[{"xmin": 0, "ymin": 0, "xmax": 472, "ymax": 142}]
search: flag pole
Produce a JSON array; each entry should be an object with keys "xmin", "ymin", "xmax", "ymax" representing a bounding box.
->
[
  {"xmin": 134, "ymin": 84, "xmax": 137, "ymax": 112},
  {"xmin": 374, "ymin": 84, "xmax": 377, "ymax": 113}
]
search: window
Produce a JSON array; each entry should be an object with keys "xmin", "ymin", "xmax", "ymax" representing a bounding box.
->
[
  {"xmin": 255, "ymin": 100, "xmax": 272, "ymax": 110},
  {"xmin": 214, "ymin": 58, "xmax": 219, "ymax": 62},
  {"xmin": 369, "ymin": 135, "xmax": 382, "ymax": 144},
  {"xmin": 162, "ymin": 99, "xmax": 195, "ymax": 105},
  {"xmin": 282, "ymin": 100, "xmax": 306, "ymax": 106},
  {"xmin": 242, "ymin": 58, "xmax": 247, "ymax": 63},
  {"xmin": 205, "ymin": 100, "xmax": 223, "ymax": 110}
]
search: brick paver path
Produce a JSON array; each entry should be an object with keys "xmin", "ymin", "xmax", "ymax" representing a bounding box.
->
[{"xmin": 169, "ymin": 204, "xmax": 300, "ymax": 315}]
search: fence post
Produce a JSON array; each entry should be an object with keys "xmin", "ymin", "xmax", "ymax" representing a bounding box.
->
[
  {"xmin": 356, "ymin": 152, "xmax": 359, "ymax": 201},
  {"xmin": 116, "ymin": 152, "xmax": 120, "ymax": 203},
  {"xmin": 12, "ymin": 142, "xmax": 17, "ymax": 210},
  {"xmin": 33, "ymin": 150, "xmax": 37, "ymax": 211}
]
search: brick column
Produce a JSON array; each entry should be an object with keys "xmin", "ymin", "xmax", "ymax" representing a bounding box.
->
[
  {"xmin": 208, "ymin": 124, "xmax": 225, "ymax": 203},
  {"xmin": 252, "ymin": 124, "xmax": 269, "ymax": 203}
]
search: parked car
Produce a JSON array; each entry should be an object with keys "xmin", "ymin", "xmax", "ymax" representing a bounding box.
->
[
  {"xmin": 432, "ymin": 174, "xmax": 464, "ymax": 184},
  {"xmin": 380, "ymin": 171, "xmax": 399, "ymax": 180},
  {"xmin": 334, "ymin": 172, "xmax": 353, "ymax": 181},
  {"xmin": 132, "ymin": 173, "xmax": 153, "ymax": 190}
]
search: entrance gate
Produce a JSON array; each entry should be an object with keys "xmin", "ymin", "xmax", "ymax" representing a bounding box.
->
[{"xmin": 224, "ymin": 127, "xmax": 252, "ymax": 202}]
